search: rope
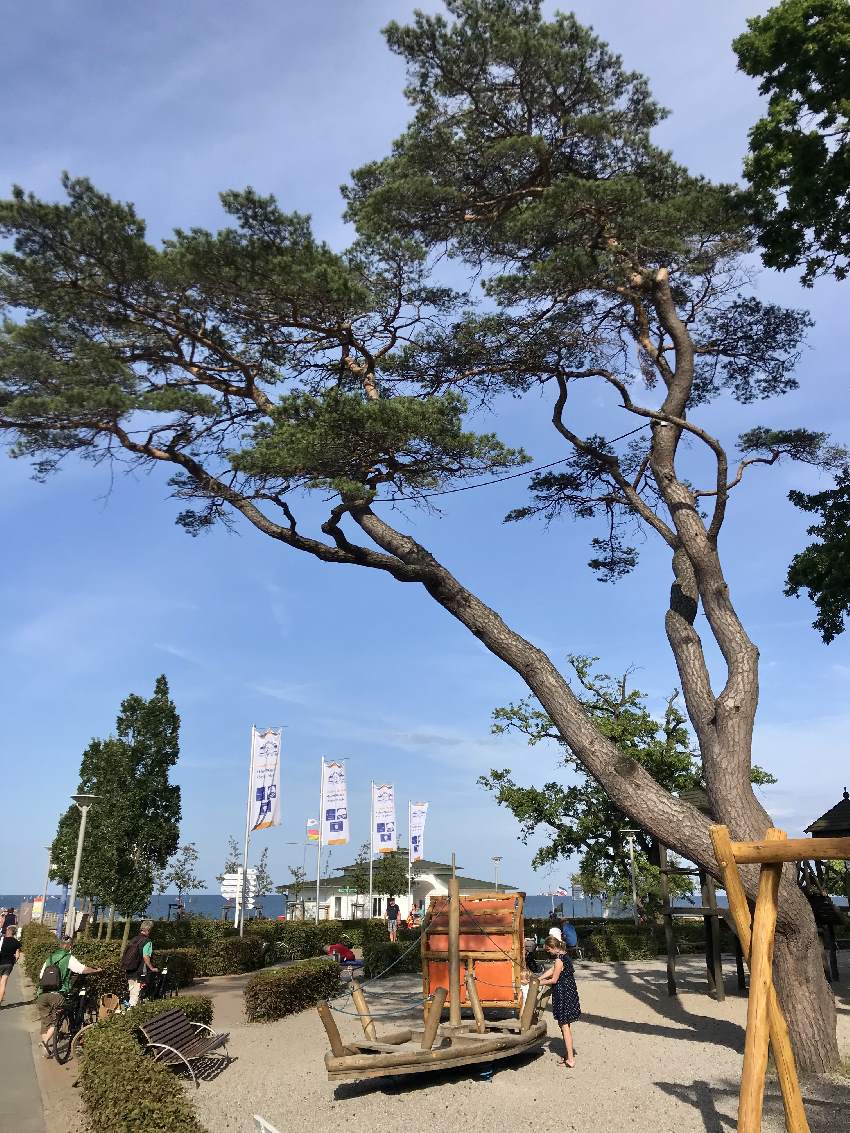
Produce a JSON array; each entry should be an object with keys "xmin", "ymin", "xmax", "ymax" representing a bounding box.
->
[{"xmin": 373, "ymin": 423, "xmax": 651, "ymax": 503}]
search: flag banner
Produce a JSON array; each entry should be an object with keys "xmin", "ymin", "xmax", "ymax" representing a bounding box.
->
[
  {"xmin": 555, "ymin": 886, "xmax": 570, "ymax": 896},
  {"xmin": 249, "ymin": 727, "xmax": 283, "ymax": 831},
  {"xmin": 409, "ymin": 801, "xmax": 428, "ymax": 862},
  {"xmin": 321, "ymin": 760, "xmax": 350, "ymax": 846},
  {"xmin": 372, "ymin": 783, "xmax": 397, "ymax": 853},
  {"xmin": 306, "ymin": 818, "xmax": 320, "ymax": 842}
]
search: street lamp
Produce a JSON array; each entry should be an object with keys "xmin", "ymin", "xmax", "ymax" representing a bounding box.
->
[
  {"xmin": 65, "ymin": 793, "xmax": 100, "ymax": 939},
  {"xmin": 39, "ymin": 846, "xmax": 52, "ymax": 924},
  {"xmin": 623, "ymin": 829, "xmax": 640, "ymax": 925},
  {"xmin": 492, "ymin": 855, "xmax": 502, "ymax": 892}
]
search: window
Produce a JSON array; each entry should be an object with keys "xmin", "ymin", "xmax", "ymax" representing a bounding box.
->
[
  {"xmin": 334, "ymin": 896, "xmax": 342, "ymax": 919},
  {"xmin": 372, "ymin": 896, "xmax": 383, "ymax": 917}
]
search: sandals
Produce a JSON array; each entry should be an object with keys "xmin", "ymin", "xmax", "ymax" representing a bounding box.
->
[{"xmin": 41, "ymin": 1040, "xmax": 53, "ymax": 1059}]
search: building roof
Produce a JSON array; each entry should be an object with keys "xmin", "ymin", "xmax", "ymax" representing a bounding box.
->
[
  {"xmin": 303, "ymin": 849, "xmax": 517, "ymax": 892},
  {"xmin": 805, "ymin": 789, "xmax": 850, "ymax": 837}
]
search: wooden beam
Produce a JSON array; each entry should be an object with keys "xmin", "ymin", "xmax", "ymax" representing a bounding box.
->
[
  {"xmin": 739, "ymin": 829, "xmax": 784, "ymax": 1133},
  {"xmin": 710, "ymin": 825, "xmax": 809, "ymax": 1133},
  {"xmin": 465, "ymin": 970, "xmax": 486, "ymax": 1034},
  {"xmin": 350, "ymin": 980, "xmax": 377, "ymax": 1041},
  {"xmin": 448, "ymin": 870, "xmax": 461, "ymax": 1027},
  {"xmin": 730, "ymin": 836, "xmax": 850, "ymax": 864},
  {"xmin": 421, "ymin": 986, "xmax": 447, "ymax": 1051},
  {"xmin": 316, "ymin": 1001, "xmax": 346, "ymax": 1058},
  {"xmin": 519, "ymin": 977, "xmax": 539, "ymax": 1033}
]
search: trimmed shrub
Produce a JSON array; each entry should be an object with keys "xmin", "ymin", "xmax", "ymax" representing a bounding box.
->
[
  {"xmin": 363, "ymin": 939, "xmax": 422, "ymax": 979},
  {"xmin": 582, "ymin": 922, "xmax": 657, "ymax": 961},
  {"xmin": 79, "ymin": 995, "xmax": 212, "ymax": 1133},
  {"xmin": 194, "ymin": 935, "xmax": 265, "ymax": 977},
  {"xmin": 244, "ymin": 958, "xmax": 340, "ymax": 1022},
  {"xmin": 21, "ymin": 922, "xmax": 60, "ymax": 985}
]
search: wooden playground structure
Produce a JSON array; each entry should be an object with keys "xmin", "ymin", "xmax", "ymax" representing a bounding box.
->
[
  {"xmin": 316, "ymin": 866, "xmax": 548, "ymax": 1083},
  {"xmin": 710, "ymin": 824, "xmax": 850, "ymax": 1133}
]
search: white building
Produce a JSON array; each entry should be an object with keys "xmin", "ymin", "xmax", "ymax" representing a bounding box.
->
[{"xmin": 298, "ymin": 849, "xmax": 516, "ymax": 921}]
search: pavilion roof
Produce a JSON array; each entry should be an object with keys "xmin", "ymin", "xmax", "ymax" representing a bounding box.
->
[{"xmin": 805, "ymin": 789, "xmax": 850, "ymax": 837}]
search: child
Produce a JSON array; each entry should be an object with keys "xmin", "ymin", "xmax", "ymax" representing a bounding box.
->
[{"xmin": 538, "ymin": 926, "xmax": 581, "ymax": 1067}]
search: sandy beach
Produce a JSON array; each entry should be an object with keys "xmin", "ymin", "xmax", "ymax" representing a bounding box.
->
[{"xmin": 188, "ymin": 954, "xmax": 850, "ymax": 1133}]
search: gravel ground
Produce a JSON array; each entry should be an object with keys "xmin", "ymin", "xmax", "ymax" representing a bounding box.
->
[{"xmin": 192, "ymin": 954, "xmax": 850, "ymax": 1133}]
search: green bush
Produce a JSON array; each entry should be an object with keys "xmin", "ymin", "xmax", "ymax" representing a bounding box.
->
[
  {"xmin": 194, "ymin": 935, "xmax": 265, "ymax": 977},
  {"xmin": 21, "ymin": 922, "xmax": 60, "ymax": 985},
  {"xmin": 363, "ymin": 939, "xmax": 422, "ymax": 978},
  {"xmin": 79, "ymin": 996, "xmax": 213, "ymax": 1133},
  {"xmin": 244, "ymin": 957, "xmax": 340, "ymax": 1022},
  {"xmin": 582, "ymin": 922, "xmax": 658, "ymax": 961}
]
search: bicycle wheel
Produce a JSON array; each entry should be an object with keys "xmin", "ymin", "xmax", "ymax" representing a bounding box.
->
[
  {"xmin": 71, "ymin": 1022, "xmax": 95, "ymax": 1062},
  {"xmin": 52, "ymin": 1010, "xmax": 73, "ymax": 1064}
]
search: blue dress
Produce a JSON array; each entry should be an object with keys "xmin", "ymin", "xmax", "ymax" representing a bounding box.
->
[{"xmin": 551, "ymin": 955, "xmax": 581, "ymax": 1025}]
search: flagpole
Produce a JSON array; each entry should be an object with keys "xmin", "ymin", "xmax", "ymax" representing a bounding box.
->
[
  {"xmin": 315, "ymin": 758, "xmax": 324, "ymax": 925},
  {"xmin": 368, "ymin": 780, "xmax": 374, "ymax": 922},
  {"xmin": 240, "ymin": 726, "xmax": 255, "ymax": 938},
  {"xmin": 407, "ymin": 800, "xmax": 412, "ymax": 910}
]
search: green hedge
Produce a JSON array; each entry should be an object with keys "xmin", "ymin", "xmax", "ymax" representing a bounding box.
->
[
  {"xmin": 363, "ymin": 939, "xmax": 422, "ymax": 978},
  {"xmin": 79, "ymin": 996, "xmax": 212, "ymax": 1133},
  {"xmin": 581, "ymin": 923, "xmax": 658, "ymax": 961},
  {"xmin": 193, "ymin": 936, "xmax": 265, "ymax": 977},
  {"xmin": 244, "ymin": 958, "xmax": 340, "ymax": 1022}
]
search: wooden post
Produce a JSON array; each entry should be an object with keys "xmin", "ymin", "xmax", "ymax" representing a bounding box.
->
[
  {"xmin": 739, "ymin": 829, "xmax": 784, "ymax": 1133},
  {"xmin": 734, "ymin": 935, "xmax": 747, "ymax": 993},
  {"xmin": 350, "ymin": 979, "xmax": 377, "ymax": 1041},
  {"xmin": 519, "ymin": 976, "xmax": 539, "ymax": 1032},
  {"xmin": 448, "ymin": 856, "xmax": 461, "ymax": 1027},
  {"xmin": 421, "ymin": 986, "xmax": 447, "ymax": 1050},
  {"xmin": 704, "ymin": 872, "xmax": 725, "ymax": 1002},
  {"xmin": 658, "ymin": 842, "xmax": 677, "ymax": 996},
  {"xmin": 465, "ymin": 969, "xmax": 486, "ymax": 1033},
  {"xmin": 317, "ymin": 1001, "xmax": 347, "ymax": 1057},
  {"xmin": 710, "ymin": 825, "xmax": 810, "ymax": 1133}
]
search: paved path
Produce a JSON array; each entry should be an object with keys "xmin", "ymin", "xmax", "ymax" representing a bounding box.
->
[{"xmin": 0, "ymin": 965, "xmax": 47, "ymax": 1133}]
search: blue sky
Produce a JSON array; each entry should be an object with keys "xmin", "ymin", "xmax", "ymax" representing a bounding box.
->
[{"xmin": 2, "ymin": 2, "xmax": 848, "ymax": 895}]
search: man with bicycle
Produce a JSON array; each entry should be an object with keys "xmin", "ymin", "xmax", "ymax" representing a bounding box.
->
[{"xmin": 36, "ymin": 936, "xmax": 101, "ymax": 1058}]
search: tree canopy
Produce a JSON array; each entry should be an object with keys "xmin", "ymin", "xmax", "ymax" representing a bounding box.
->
[
  {"xmin": 734, "ymin": 0, "xmax": 850, "ymax": 284},
  {"xmin": 2, "ymin": 0, "xmax": 844, "ymax": 1070},
  {"xmin": 785, "ymin": 469, "xmax": 850, "ymax": 641}
]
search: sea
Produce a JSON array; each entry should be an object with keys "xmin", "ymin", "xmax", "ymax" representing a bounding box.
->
[{"xmin": 0, "ymin": 892, "xmax": 730, "ymax": 922}]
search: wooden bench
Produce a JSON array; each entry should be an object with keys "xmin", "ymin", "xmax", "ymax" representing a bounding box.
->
[{"xmin": 137, "ymin": 1008, "xmax": 230, "ymax": 1087}]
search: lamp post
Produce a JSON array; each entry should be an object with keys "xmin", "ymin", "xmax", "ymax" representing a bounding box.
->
[
  {"xmin": 623, "ymin": 829, "xmax": 640, "ymax": 925},
  {"xmin": 65, "ymin": 793, "xmax": 100, "ymax": 939},
  {"xmin": 492, "ymin": 855, "xmax": 502, "ymax": 892},
  {"xmin": 39, "ymin": 847, "xmax": 52, "ymax": 924}
]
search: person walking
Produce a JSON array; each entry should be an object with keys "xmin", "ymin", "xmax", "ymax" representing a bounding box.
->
[
  {"xmin": 2, "ymin": 908, "xmax": 18, "ymax": 935},
  {"xmin": 0, "ymin": 925, "xmax": 23, "ymax": 1005},
  {"xmin": 538, "ymin": 927, "xmax": 581, "ymax": 1068},
  {"xmin": 120, "ymin": 919, "xmax": 158, "ymax": 1007},
  {"xmin": 386, "ymin": 896, "xmax": 400, "ymax": 943},
  {"xmin": 36, "ymin": 938, "xmax": 101, "ymax": 1057}
]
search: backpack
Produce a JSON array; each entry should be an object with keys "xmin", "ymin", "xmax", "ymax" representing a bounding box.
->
[
  {"xmin": 120, "ymin": 935, "xmax": 145, "ymax": 975},
  {"xmin": 40, "ymin": 949, "xmax": 69, "ymax": 992},
  {"xmin": 563, "ymin": 922, "xmax": 578, "ymax": 949}
]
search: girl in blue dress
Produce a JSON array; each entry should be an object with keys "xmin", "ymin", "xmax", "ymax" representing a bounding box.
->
[{"xmin": 538, "ymin": 927, "xmax": 581, "ymax": 1067}]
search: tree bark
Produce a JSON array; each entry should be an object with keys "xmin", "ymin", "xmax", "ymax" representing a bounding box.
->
[
  {"xmin": 120, "ymin": 916, "xmax": 131, "ymax": 949},
  {"xmin": 107, "ymin": 905, "xmax": 115, "ymax": 941}
]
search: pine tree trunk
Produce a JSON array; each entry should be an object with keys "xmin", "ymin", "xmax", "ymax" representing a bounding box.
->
[{"xmin": 106, "ymin": 906, "xmax": 115, "ymax": 940}]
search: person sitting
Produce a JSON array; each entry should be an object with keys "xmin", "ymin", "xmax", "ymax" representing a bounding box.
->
[{"xmin": 323, "ymin": 941, "xmax": 363, "ymax": 973}]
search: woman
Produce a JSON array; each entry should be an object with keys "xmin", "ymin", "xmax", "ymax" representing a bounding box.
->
[
  {"xmin": 0, "ymin": 924, "xmax": 23, "ymax": 1005},
  {"xmin": 538, "ymin": 926, "xmax": 581, "ymax": 1067}
]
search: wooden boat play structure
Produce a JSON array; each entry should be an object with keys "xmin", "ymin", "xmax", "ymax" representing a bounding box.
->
[{"xmin": 316, "ymin": 863, "xmax": 547, "ymax": 1083}]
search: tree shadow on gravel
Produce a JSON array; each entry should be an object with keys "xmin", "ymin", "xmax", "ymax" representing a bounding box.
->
[
  {"xmin": 655, "ymin": 1075, "xmax": 850, "ymax": 1133},
  {"xmin": 576, "ymin": 959, "xmax": 746, "ymax": 1052}
]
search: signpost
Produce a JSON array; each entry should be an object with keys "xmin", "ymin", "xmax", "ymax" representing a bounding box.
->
[{"xmin": 221, "ymin": 868, "xmax": 258, "ymax": 923}]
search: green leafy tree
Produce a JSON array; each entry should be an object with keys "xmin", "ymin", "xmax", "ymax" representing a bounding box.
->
[
  {"xmin": 348, "ymin": 843, "xmax": 372, "ymax": 899},
  {"xmin": 482, "ymin": 658, "xmax": 776, "ymax": 919},
  {"xmin": 276, "ymin": 865, "xmax": 307, "ymax": 908},
  {"xmin": 216, "ymin": 835, "xmax": 241, "ymax": 883},
  {"xmin": 373, "ymin": 850, "xmax": 410, "ymax": 899},
  {"xmin": 253, "ymin": 846, "xmax": 274, "ymax": 902},
  {"xmin": 1, "ymin": 0, "xmax": 844, "ymax": 1069},
  {"xmin": 159, "ymin": 843, "xmax": 205, "ymax": 904},
  {"xmin": 785, "ymin": 469, "xmax": 850, "ymax": 642},
  {"xmin": 734, "ymin": 0, "xmax": 850, "ymax": 284}
]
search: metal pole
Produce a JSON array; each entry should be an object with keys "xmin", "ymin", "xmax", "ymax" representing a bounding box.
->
[
  {"xmin": 315, "ymin": 758, "xmax": 324, "ymax": 924},
  {"xmin": 240, "ymin": 726, "xmax": 255, "ymax": 937},
  {"xmin": 65, "ymin": 804, "xmax": 92, "ymax": 939},
  {"xmin": 410, "ymin": 797, "xmax": 417, "ymax": 910},
  {"xmin": 368, "ymin": 780, "xmax": 374, "ymax": 921},
  {"xmin": 625, "ymin": 831, "xmax": 639, "ymax": 924},
  {"xmin": 448, "ymin": 852, "xmax": 460, "ymax": 1027},
  {"xmin": 39, "ymin": 848, "xmax": 52, "ymax": 923}
]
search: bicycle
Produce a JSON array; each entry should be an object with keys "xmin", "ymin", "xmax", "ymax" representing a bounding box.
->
[{"xmin": 52, "ymin": 977, "xmax": 98, "ymax": 1064}]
